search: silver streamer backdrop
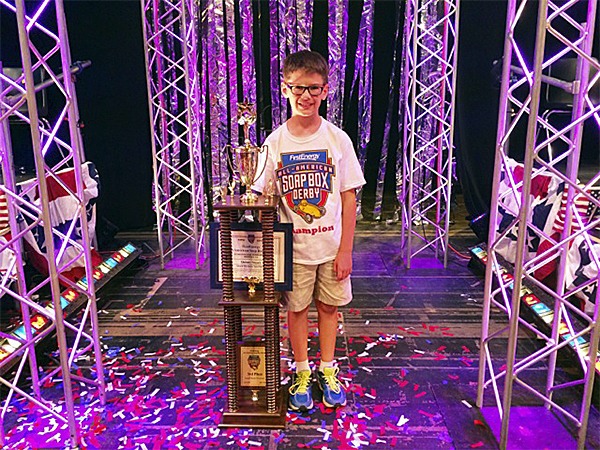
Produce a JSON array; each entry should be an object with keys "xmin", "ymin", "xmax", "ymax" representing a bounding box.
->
[
  {"xmin": 196, "ymin": 1, "xmax": 448, "ymax": 220},
  {"xmin": 268, "ymin": 0, "xmax": 283, "ymax": 129},
  {"xmin": 352, "ymin": 0, "xmax": 375, "ymax": 220},
  {"xmin": 225, "ymin": 0, "xmax": 239, "ymax": 146},
  {"xmin": 327, "ymin": 0, "xmax": 349, "ymax": 127},
  {"xmin": 397, "ymin": 2, "xmax": 413, "ymax": 215},
  {"xmin": 207, "ymin": 0, "xmax": 229, "ymax": 203},
  {"xmin": 297, "ymin": 0, "xmax": 313, "ymax": 50}
]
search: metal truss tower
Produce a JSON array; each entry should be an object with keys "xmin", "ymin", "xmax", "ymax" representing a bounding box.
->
[
  {"xmin": 0, "ymin": 0, "xmax": 105, "ymax": 446},
  {"xmin": 141, "ymin": 0, "xmax": 206, "ymax": 269},
  {"xmin": 400, "ymin": 0, "xmax": 460, "ymax": 268},
  {"xmin": 477, "ymin": 0, "xmax": 599, "ymax": 448}
]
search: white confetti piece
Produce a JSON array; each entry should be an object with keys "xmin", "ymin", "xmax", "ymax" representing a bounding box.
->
[
  {"xmin": 386, "ymin": 352, "xmax": 392, "ymax": 357},
  {"xmin": 414, "ymin": 349, "xmax": 425, "ymax": 354},
  {"xmin": 361, "ymin": 367, "xmax": 372, "ymax": 372},
  {"xmin": 397, "ymin": 414, "xmax": 410, "ymax": 427},
  {"xmin": 461, "ymin": 400, "xmax": 472, "ymax": 408}
]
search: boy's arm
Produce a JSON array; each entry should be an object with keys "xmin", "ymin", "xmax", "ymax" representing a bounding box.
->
[{"xmin": 334, "ymin": 188, "xmax": 357, "ymax": 281}]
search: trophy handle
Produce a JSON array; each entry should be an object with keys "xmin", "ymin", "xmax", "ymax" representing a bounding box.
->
[
  {"xmin": 253, "ymin": 144, "xmax": 269, "ymax": 190},
  {"xmin": 224, "ymin": 144, "xmax": 237, "ymax": 182}
]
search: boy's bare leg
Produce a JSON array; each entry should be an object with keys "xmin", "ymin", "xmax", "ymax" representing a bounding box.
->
[
  {"xmin": 316, "ymin": 300, "xmax": 338, "ymax": 363},
  {"xmin": 288, "ymin": 306, "xmax": 310, "ymax": 363}
]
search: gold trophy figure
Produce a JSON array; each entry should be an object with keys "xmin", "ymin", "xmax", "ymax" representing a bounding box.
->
[{"xmin": 227, "ymin": 101, "xmax": 268, "ymax": 204}]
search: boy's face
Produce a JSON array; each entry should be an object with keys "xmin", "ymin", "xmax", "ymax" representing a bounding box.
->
[{"xmin": 282, "ymin": 70, "xmax": 328, "ymax": 119}]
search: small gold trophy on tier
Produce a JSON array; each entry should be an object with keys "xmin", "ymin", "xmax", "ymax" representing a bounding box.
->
[{"xmin": 226, "ymin": 101, "xmax": 268, "ymax": 204}]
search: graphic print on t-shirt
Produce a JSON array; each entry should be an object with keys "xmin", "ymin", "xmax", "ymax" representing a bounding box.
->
[{"xmin": 276, "ymin": 150, "xmax": 336, "ymax": 224}]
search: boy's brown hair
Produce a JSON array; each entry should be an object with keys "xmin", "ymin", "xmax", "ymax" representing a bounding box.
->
[{"xmin": 283, "ymin": 50, "xmax": 329, "ymax": 83}]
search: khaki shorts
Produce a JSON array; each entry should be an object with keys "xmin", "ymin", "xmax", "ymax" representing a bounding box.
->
[{"xmin": 284, "ymin": 260, "xmax": 353, "ymax": 312}]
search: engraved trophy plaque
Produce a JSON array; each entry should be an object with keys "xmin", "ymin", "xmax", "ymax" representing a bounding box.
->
[{"xmin": 226, "ymin": 101, "xmax": 268, "ymax": 204}]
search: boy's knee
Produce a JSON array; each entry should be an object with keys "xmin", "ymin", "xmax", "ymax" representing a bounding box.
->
[
  {"xmin": 289, "ymin": 305, "xmax": 309, "ymax": 316},
  {"xmin": 316, "ymin": 300, "xmax": 337, "ymax": 315}
]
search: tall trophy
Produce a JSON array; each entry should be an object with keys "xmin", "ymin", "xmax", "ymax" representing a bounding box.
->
[
  {"xmin": 226, "ymin": 102, "xmax": 268, "ymax": 204},
  {"xmin": 214, "ymin": 100, "xmax": 287, "ymax": 428}
]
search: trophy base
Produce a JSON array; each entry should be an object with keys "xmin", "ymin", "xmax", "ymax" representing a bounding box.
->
[{"xmin": 219, "ymin": 386, "xmax": 288, "ymax": 429}]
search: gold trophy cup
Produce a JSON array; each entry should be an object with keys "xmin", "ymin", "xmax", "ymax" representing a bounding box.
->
[{"xmin": 226, "ymin": 102, "xmax": 268, "ymax": 204}]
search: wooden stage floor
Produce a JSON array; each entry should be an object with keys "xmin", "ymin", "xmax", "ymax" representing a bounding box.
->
[{"xmin": 3, "ymin": 205, "xmax": 599, "ymax": 449}]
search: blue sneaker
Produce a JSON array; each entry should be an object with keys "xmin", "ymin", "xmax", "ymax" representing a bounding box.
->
[
  {"xmin": 316, "ymin": 367, "xmax": 346, "ymax": 408},
  {"xmin": 288, "ymin": 370, "xmax": 314, "ymax": 411}
]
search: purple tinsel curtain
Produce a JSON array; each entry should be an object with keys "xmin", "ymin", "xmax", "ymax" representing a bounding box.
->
[
  {"xmin": 352, "ymin": 0, "xmax": 375, "ymax": 219},
  {"xmin": 327, "ymin": 0, "xmax": 349, "ymax": 127}
]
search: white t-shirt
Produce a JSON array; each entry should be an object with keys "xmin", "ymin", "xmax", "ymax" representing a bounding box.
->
[{"xmin": 254, "ymin": 119, "xmax": 366, "ymax": 265}]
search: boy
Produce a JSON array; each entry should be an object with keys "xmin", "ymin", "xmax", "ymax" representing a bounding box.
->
[{"xmin": 254, "ymin": 50, "xmax": 366, "ymax": 411}]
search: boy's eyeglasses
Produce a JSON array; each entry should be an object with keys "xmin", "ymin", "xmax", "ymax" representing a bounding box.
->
[{"xmin": 285, "ymin": 84, "xmax": 325, "ymax": 96}]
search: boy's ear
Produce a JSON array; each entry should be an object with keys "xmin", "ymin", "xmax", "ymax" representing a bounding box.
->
[
  {"xmin": 322, "ymin": 83, "xmax": 329, "ymax": 98},
  {"xmin": 281, "ymin": 82, "xmax": 290, "ymax": 97}
]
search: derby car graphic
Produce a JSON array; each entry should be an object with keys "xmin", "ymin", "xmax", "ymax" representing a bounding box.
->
[{"xmin": 293, "ymin": 199, "xmax": 326, "ymax": 224}]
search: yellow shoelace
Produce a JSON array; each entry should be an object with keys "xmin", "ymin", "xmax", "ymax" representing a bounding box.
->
[
  {"xmin": 290, "ymin": 370, "xmax": 311, "ymax": 395},
  {"xmin": 321, "ymin": 367, "xmax": 342, "ymax": 394}
]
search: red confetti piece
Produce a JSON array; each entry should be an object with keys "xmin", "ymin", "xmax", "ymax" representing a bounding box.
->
[
  {"xmin": 415, "ymin": 391, "xmax": 426, "ymax": 398},
  {"xmin": 448, "ymin": 374, "xmax": 459, "ymax": 380},
  {"xmin": 474, "ymin": 420, "xmax": 486, "ymax": 427},
  {"xmin": 437, "ymin": 345, "xmax": 446, "ymax": 352},
  {"xmin": 419, "ymin": 409, "xmax": 434, "ymax": 418},
  {"xmin": 373, "ymin": 404, "xmax": 386, "ymax": 414},
  {"xmin": 413, "ymin": 384, "xmax": 420, "ymax": 391},
  {"xmin": 462, "ymin": 345, "xmax": 471, "ymax": 352},
  {"xmin": 393, "ymin": 378, "xmax": 409, "ymax": 388},
  {"xmin": 470, "ymin": 441, "xmax": 484, "ymax": 448}
]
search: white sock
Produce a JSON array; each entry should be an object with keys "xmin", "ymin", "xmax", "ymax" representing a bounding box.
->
[
  {"xmin": 319, "ymin": 360, "xmax": 335, "ymax": 373},
  {"xmin": 295, "ymin": 360, "xmax": 310, "ymax": 373}
]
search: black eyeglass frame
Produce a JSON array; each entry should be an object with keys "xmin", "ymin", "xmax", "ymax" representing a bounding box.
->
[{"xmin": 285, "ymin": 83, "xmax": 326, "ymax": 96}]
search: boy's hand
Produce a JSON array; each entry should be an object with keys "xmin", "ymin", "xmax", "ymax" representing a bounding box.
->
[{"xmin": 334, "ymin": 250, "xmax": 353, "ymax": 280}]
